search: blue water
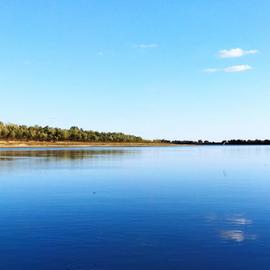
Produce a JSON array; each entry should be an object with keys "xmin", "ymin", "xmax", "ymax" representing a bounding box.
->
[{"xmin": 0, "ymin": 146, "xmax": 270, "ymax": 270}]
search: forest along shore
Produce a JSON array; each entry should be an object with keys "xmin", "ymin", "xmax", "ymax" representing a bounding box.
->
[{"xmin": 0, "ymin": 140, "xmax": 174, "ymax": 148}]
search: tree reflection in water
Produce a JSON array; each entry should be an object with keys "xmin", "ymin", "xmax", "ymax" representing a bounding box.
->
[{"xmin": 0, "ymin": 148, "xmax": 140, "ymax": 172}]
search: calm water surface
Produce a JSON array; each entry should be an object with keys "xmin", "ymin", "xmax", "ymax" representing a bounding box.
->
[{"xmin": 0, "ymin": 146, "xmax": 270, "ymax": 269}]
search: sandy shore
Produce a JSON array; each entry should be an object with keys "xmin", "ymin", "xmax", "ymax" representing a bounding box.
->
[{"xmin": 0, "ymin": 140, "xmax": 174, "ymax": 148}]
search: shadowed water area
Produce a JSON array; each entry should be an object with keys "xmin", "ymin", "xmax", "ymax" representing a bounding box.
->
[{"xmin": 0, "ymin": 146, "xmax": 270, "ymax": 270}]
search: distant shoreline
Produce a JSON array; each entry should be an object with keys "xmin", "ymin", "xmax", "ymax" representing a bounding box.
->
[
  {"xmin": 1, "ymin": 122, "xmax": 270, "ymax": 147},
  {"xmin": 1, "ymin": 140, "xmax": 270, "ymax": 148},
  {"xmin": 0, "ymin": 140, "xmax": 175, "ymax": 148}
]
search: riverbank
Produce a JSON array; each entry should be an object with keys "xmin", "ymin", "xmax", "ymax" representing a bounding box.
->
[{"xmin": 0, "ymin": 140, "xmax": 174, "ymax": 148}]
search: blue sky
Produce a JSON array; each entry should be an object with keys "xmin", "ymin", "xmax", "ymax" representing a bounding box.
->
[{"xmin": 0, "ymin": 0, "xmax": 269, "ymax": 140}]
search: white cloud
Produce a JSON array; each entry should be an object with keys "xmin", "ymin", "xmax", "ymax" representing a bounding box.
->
[
  {"xmin": 203, "ymin": 65, "xmax": 252, "ymax": 73},
  {"xmin": 97, "ymin": 51, "xmax": 104, "ymax": 56},
  {"xmin": 134, "ymin": 43, "xmax": 159, "ymax": 49},
  {"xmin": 224, "ymin": 64, "xmax": 252, "ymax": 73},
  {"xmin": 219, "ymin": 48, "xmax": 258, "ymax": 58}
]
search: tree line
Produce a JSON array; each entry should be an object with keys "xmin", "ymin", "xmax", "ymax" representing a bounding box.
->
[
  {"xmin": 171, "ymin": 140, "xmax": 270, "ymax": 145},
  {"xmin": 0, "ymin": 121, "xmax": 144, "ymax": 143},
  {"xmin": 1, "ymin": 121, "xmax": 269, "ymax": 145}
]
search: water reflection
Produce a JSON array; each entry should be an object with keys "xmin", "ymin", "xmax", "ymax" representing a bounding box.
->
[
  {"xmin": 0, "ymin": 148, "xmax": 140, "ymax": 172},
  {"xmin": 0, "ymin": 146, "xmax": 270, "ymax": 270},
  {"xmin": 220, "ymin": 230, "xmax": 245, "ymax": 242},
  {"xmin": 0, "ymin": 148, "xmax": 132, "ymax": 158},
  {"xmin": 226, "ymin": 215, "xmax": 252, "ymax": 225},
  {"xmin": 206, "ymin": 213, "xmax": 256, "ymax": 243},
  {"xmin": 220, "ymin": 230, "xmax": 256, "ymax": 242}
]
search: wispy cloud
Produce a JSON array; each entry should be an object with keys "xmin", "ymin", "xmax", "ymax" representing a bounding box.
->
[
  {"xmin": 23, "ymin": 60, "xmax": 31, "ymax": 65},
  {"xmin": 218, "ymin": 48, "xmax": 258, "ymax": 58},
  {"xmin": 203, "ymin": 65, "xmax": 252, "ymax": 73},
  {"xmin": 224, "ymin": 64, "xmax": 252, "ymax": 72},
  {"xmin": 203, "ymin": 68, "xmax": 219, "ymax": 73},
  {"xmin": 134, "ymin": 43, "xmax": 159, "ymax": 49},
  {"xmin": 97, "ymin": 51, "xmax": 104, "ymax": 56}
]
